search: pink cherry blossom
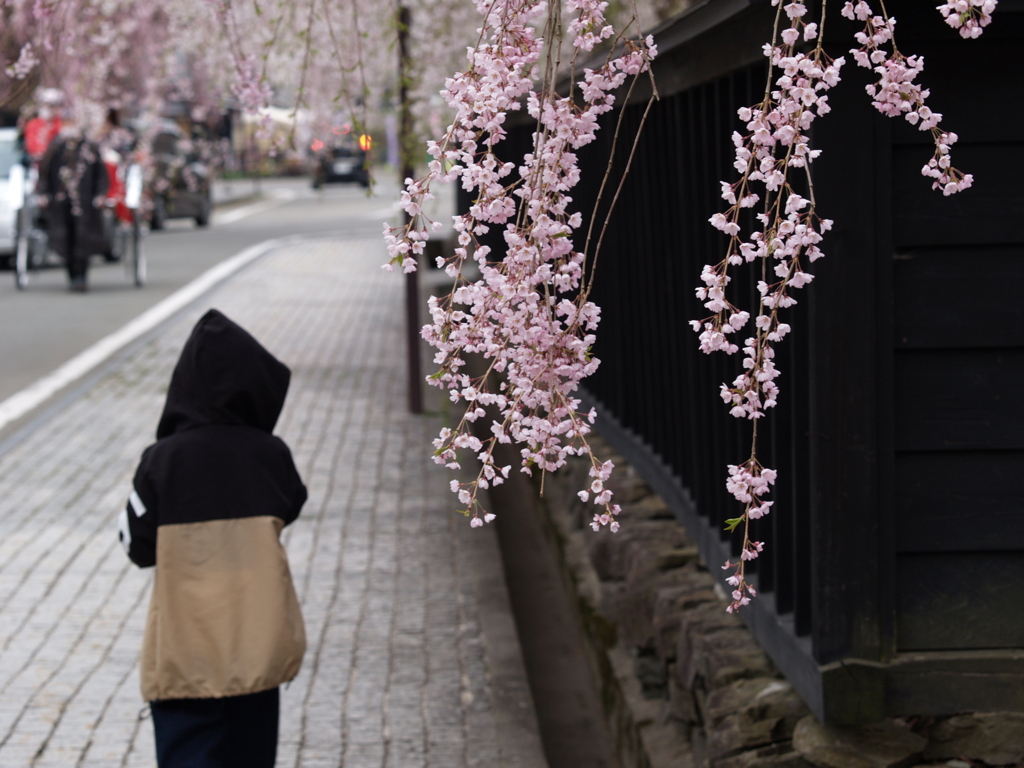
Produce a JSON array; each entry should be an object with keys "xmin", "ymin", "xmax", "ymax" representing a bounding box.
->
[
  {"xmin": 699, "ymin": 0, "xmax": 991, "ymax": 612},
  {"xmin": 386, "ymin": 0, "xmax": 657, "ymax": 529},
  {"xmin": 936, "ymin": 0, "xmax": 998, "ymax": 39},
  {"xmin": 844, "ymin": 1, "xmax": 979, "ymax": 193}
]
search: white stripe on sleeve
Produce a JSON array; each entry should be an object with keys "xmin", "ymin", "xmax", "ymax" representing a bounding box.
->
[{"xmin": 129, "ymin": 489, "xmax": 147, "ymax": 517}]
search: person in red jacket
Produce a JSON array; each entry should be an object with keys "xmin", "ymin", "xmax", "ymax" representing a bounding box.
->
[{"xmin": 23, "ymin": 88, "xmax": 64, "ymax": 162}]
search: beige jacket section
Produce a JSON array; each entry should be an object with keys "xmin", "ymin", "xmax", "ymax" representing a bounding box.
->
[{"xmin": 141, "ymin": 516, "xmax": 306, "ymax": 701}]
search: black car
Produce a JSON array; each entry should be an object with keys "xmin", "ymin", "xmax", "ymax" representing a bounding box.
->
[
  {"xmin": 147, "ymin": 128, "xmax": 212, "ymax": 230},
  {"xmin": 312, "ymin": 145, "xmax": 370, "ymax": 188}
]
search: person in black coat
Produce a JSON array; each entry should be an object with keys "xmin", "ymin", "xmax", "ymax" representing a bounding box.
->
[
  {"xmin": 119, "ymin": 309, "xmax": 308, "ymax": 768},
  {"xmin": 37, "ymin": 128, "xmax": 109, "ymax": 291}
]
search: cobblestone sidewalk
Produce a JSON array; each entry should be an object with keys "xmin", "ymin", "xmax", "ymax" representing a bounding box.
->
[{"xmin": 0, "ymin": 237, "xmax": 544, "ymax": 767}]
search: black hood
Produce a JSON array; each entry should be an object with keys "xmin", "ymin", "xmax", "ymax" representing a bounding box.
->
[{"xmin": 156, "ymin": 309, "xmax": 291, "ymax": 439}]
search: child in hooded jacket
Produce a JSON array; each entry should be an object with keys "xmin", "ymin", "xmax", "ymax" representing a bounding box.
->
[{"xmin": 119, "ymin": 309, "xmax": 307, "ymax": 768}]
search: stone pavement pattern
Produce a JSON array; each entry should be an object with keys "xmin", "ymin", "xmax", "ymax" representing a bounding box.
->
[{"xmin": 0, "ymin": 237, "xmax": 541, "ymax": 767}]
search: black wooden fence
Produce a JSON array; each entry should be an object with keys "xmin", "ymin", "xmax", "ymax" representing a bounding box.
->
[{"xmin": 477, "ymin": 0, "xmax": 1024, "ymax": 724}]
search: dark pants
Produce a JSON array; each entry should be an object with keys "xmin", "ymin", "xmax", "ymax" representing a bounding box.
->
[
  {"xmin": 63, "ymin": 215, "xmax": 88, "ymax": 285},
  {"xmin": 150, "ymin": 687, "xmax": 279, "ymax": 768}
]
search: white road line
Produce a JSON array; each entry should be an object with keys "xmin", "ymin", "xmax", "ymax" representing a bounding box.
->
[
  {"xmin": 0, "ymin": 236, "xmax": 297, "ymax": 433},
  {"xmin": 214, "ymin": 189, "xmax": 297, "ymax": 225}
]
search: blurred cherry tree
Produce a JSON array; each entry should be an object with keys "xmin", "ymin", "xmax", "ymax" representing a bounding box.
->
[{"xmin": 2, "ymin": 0, "xmax": 689, "ymax": 142}]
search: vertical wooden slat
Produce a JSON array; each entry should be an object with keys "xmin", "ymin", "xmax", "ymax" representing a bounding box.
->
[
  {"xmin": 873, "ymin": 114, "xmax": 898, "ymax": 662},
  {"xmin": 791, "ymin": 288, "xmax": 813, "ymax": 637},
  {"xmin": 805, "ymin": 66, "xmax": 883, "ymax": 664}
]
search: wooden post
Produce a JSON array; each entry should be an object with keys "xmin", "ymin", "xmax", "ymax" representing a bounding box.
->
[{"xmin": 398, "ymin": 3, "xmax": 423, "ymax": 414}]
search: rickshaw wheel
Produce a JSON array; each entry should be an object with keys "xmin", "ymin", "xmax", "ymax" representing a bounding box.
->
[
  {"xmin": 14, "ymin": 209, "xmax": 30, "ymax": 290},
  {"xmin": 129, "ymin": 214, "xmax": 145, "ymax": 287}
]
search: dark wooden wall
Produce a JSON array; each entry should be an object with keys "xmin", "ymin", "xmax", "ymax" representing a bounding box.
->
[
  {"xmin": 473, "ymin": 0, "xmax": 1024, "ymax": 721},
  {"xmin": 883, "ymin": 9, "xmax": 1024, "ymax": 652}
]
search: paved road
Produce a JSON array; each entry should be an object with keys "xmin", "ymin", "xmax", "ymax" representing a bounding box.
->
[
  {"xmin": 0, "ymin": 192, "xmax": 543, "ymax": 766},
  {"xmin": 0, "ymin": 177, "xmax": 406, "ymax": 405}
]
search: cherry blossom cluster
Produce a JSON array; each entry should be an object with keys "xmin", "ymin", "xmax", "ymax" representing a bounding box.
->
[
  {"xmin": 694, "ymin": 1, "xmax": 839, "ymax": 417},
  {"xmin": 385, "ymin": 0, "xmax": 656, "ymax": 530},
  {"xmin": 720, "ymin": 460, "xmax": 776, "ymax": 611},
  {"xmin": 5, "ymin": 43, "xmax": 39, "ymax": 79},
  {"xmin": 567, "ymin": 0, "xmax": 616, "ymax": 51},
  {"xmin": 843, "ymin": 1, "xmax": 976, "ymax": 195},
  {"xmin": 696, "ymin": 0, "xmax": 995, "ymax": 611},
  {"xmin": 3, "ymin": 0, "xmax": 418, "ymax": 174},
  {"xmin": 0, "ymin": 0, "xmax": 234, "ymax": 130},
  {"xmin": 693, "ymin": 0, "xmax": 842, "ymax": 610},
  {"xmin": 229, "ymin": 56, "xmax": 273, "ymax": 116},
  {"xmin": 937, "ymin": 0, "xmax": 997, "ymax": 39}
]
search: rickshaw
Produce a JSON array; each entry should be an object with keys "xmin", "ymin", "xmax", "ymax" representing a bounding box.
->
[{"xmin": 11, "ymin": 157, "xmax": 146, "ymax": 290}]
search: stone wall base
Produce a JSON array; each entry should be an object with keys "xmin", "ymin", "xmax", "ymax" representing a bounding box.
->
[{"xmin": 533, "ymin": 435, "xmax": 1024, "ymax": 768}]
